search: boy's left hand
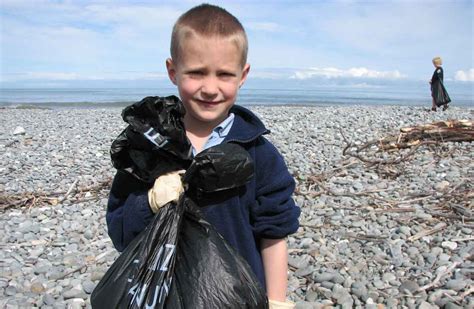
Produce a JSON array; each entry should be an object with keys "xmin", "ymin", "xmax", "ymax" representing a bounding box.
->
[{"xmin": 148, "ymin": 170, "xmax": 185, "ymax": 213}]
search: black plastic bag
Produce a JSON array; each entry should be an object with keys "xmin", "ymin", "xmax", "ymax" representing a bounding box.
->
[
  {"xmin": 110, "ymin": 96, "xmax": 193, "ymax": 183},
  {"xmin": 92, "ymin": 144, "xmax": 267, "ymax": 308},
  {"xmin": 93, "ymin": 97, "xmax": 268, "ymax": 308},
  {"xmin": 432, "ymin": 82, "xmax": 451, "ymax": 107}
]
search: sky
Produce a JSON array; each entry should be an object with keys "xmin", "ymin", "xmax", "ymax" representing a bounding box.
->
[{"xmin": 1, "ymin": 0, "xmax": 473, "ymax": 88}]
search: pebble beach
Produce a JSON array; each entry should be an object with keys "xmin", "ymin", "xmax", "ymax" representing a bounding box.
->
[{"xmin": 1, "ymin": 104, "xmax": 473, "ymax": 308}]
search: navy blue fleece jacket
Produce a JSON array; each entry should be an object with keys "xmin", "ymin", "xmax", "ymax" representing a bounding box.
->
[{"xmin": 106, "ymin": 104, "xmax": 301, "ymax": 288}]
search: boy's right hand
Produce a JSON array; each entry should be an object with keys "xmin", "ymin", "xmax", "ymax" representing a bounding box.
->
[{"xmin": 148, "ymin": 170, "xmax": 185, "ymax": 213}]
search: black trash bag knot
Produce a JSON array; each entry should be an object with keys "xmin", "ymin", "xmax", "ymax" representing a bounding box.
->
[{"xmin": 110, "ymin": 96, "xmax": 193, "ymax": 183}]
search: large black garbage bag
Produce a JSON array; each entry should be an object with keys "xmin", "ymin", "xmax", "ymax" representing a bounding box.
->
[
  {"xmin": 93, "ymin": 94, "xmax": 268, "ymax": 308},
  {"xmin": 91, "ymin": 200, "xmax": 182, "ymax": 308},
  {"xmin": 92, "ymin": 144, "xmax": 267, "ymax": 308},
  {"xmin": 165, "ymin": 199, "xmax": 266, "ymax": 309},
  {"xmin": 110, "ymin": 96, "xmax": 193, "ymax": 183},
  {"xmin": 432, "ymin": 82, "xmax": 451, "ymax": 107}
]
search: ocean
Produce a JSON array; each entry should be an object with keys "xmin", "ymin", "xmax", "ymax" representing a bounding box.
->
[{"xmin": 0, "ymin": 82, "xmax": 472, "ymax": 108}]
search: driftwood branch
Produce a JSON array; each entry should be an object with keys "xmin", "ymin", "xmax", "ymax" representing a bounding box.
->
[
  {"xmin": 0, "ymin": 177, "xmax": 112, "ymax": 211},
  {"xmin": 342, "ymin": 119, "xmax": 473, "ymax": 166},
  {"xmin": 417, "ymin": 261, "xmax": 461, "ymax": 292},
  {"xmin": 408, "ymin": 222, "xmax": 447, "ymax": 242},
  {"xmin": 58, "ymin": 178, "xmax": 79, "ymax": 203}
]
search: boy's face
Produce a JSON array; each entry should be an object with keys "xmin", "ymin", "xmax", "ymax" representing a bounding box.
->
[{"xmin": 166, "ymin": 35, "xmax": 250, "ymax": 130}]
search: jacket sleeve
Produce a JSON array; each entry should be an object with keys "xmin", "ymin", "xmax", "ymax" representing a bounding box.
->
[
  {"xmin": 106, "ymin": 170, "xmax": 155, "ymax": 251},
  {"xmin": 250, "ymin": 138, "xmax": 301, "ymax": 239}
]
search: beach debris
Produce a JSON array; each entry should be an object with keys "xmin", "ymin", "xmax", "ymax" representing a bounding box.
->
[
  {"xmin": 295, "ymin": 119, "xmax": 473, "ymax": 229},
  {"xmin": 408, "ymin": 222, "xmax": 447, "ymax": 242},
  {"xmin": 417, "ymin": 261, "xmax": 462, "ymax": 292},
  {"xmin": 341, "ymin": 119, "xmax": 473, "ymax": 166},
  {"xmin": 0, "ymin": 177, "xmax": 112, "ymax": 211},
  {"xmin": 12, "ymin": 126, "xmax": 26, "ymax": 135}
]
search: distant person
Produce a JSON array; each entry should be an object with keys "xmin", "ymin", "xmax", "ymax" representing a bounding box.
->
[
  {"xmin": 430, "ymin": 56, "xmax": 451, "ymax": 111},
  {"xmin": 106, "ymin": 3, "xmax": 300, "ymax": 308}
]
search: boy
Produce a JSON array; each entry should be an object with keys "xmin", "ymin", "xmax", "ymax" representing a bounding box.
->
[{"xmin": 107, "ymin": 4, "xmax": 300, "ymax": 308}]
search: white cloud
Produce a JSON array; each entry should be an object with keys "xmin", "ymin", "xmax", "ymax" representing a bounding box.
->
[
  {"xmin": 454, "ymin": 69, "xmax": 474, "ymax": 82},
  {"xmin": 290, "ymin": 67, "xmax": 405, "ymax": 80}
]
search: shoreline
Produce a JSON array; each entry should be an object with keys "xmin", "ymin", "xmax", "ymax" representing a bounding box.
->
[{"xmin": 1, "ymin": 100, "xmax": 474, "ymax": 110}]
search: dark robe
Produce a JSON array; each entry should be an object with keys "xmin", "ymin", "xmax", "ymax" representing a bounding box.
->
[{"xmin": 431, "ymin": 67, "xmax": 451, "ymax": 107}]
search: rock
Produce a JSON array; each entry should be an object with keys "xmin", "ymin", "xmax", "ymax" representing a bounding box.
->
[
  {"xmin": 314, "ymin": 272, "xmax": 334, "ymax": 283},
  {"xmin": 13, "ymin": 126, "xmax": 26, "ymax": 135},
  {"xmin": 42, "ymin": 293, "xmax": 56, "ymax": 306},
  {"xmin": 351, "ymin": 282, "xmax": 368, "ymax": 299},
  {"xmin": 66, "ymin": 298, "xmax": 86, "ymax": 309},
  {"xmin": 295, "ymin": 301, "xmax": 315, "ymax": 309},
  {"xmin": 288, "ymin": 256, "xmax": 309, "ymax": 269},
  {"xmin": 444, "ymin": 302, "xmax": 464, "ymax": 309},
  {"xmin": 444, "ymin": 279, "xmax": 466, "ymax": 291},
  {"xmin": 5, "ymin": 284, "xmax": 17, "ymax": 296},
  {"xmin": 332, "ymin": 284, "xmax": 353, "ymax": 307},
  {"xmin": 30, "ymin": 281, "xmax": 45, "ymax": 293},
  {"xmin": 398, "ymin": 226, "xmax": 411, "ymax": 236},
  {"xmin": 434, "ymin": 180, "xmax": 450, "ymax": 191},
  {"xmin": 90, "ymin": 271, "xmax": 105, "ymax": 282},
  {"xmin": 62, "ymin": 288, "xmax": 87, "ymax": 300},
  {"xmin": 305, "ymin": 290, "xmax": 319, "ymax": 302},
  {"xmin": 441, "ymin": 241, "xmax": 458, "ymax": 250},
  {"xmin": 399, "ymin": 280, "xmax": 420, "ymax": 294},
  {"xmin": 82, "ymin": 279, "xmax": 96, "ymax": 294},
  {"xmin": 418, "ymin": 301, "xmax": 436, "ymax": 309},
  {"xmin": 295, "ymin": 267, "xmax": 314, "ymax": 277}
]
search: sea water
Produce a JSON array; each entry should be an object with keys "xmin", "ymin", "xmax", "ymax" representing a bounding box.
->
[{"xmin": 0, "ymin": 82, "xmax": 472, "ymax": 108}]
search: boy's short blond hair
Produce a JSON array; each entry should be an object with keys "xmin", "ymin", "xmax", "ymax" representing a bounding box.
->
[
  {"xmin": 170, "ymin": 4, "xmax": 248, "ymax": 67},
  {"xmin": 432, "ymin": 56, "xmax": 442, "ymax": 66}
]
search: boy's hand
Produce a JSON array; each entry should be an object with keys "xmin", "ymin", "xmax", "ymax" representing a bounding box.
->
[{"xmin": 148, "ymin": 170, "xmax": 185, "ymax": 213}]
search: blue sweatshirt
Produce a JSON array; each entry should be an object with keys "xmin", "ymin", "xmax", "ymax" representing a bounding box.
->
[{"xmin": 106, "ymin": 104, "xmax": 301, "ymax": 289}]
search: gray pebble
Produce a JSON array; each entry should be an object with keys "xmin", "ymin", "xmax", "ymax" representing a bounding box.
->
[
  {"xmin": 444, "ymin": 279, "xmax": 466, "ymax": 291},
  {"xmin": 399, "ymin": 280, "xmax": 420, "ymax": 294},
  {"xmin": 62, "ymin": 288, "xmax": 87, "ymax": 300},
  {"xmin": 314, "ymin": 272, "xmax": 334, "ymax": 283},
  {"xmin": 418, "ymin": 301, "xmax": 437, "ymax": 309},
  {"xmin": 351, "ymin": 282, "xmax": 368, "ymax": 299},
  {"xmin": 42, "ymin": 294, "xmax": 55, "ymax": 306},
  {"xmin": 82, "ymin": 279, "xmax": 96, "ymax": 294},
  {"xmin": 295, "ymin": 301, "xmax": 316, "ymax": 309},
  {"xmin": 294, "ymin": 267, "xmax": 313, "ymax": 277}
]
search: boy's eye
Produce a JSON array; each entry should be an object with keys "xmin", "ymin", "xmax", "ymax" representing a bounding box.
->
[
  {"xmin": 219, "ymin": 72, "xmax": 235, "ymax": 78},
  {"xmin": 187, "ymin": 71, "xmax": 204, "ymax": 76}
]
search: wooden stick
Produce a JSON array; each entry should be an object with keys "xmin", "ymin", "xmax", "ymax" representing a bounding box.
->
[
  {"xmin": 59, "ymin": 178, "xmax": 79, "ymax": 202},
  {"xmin": 460, "ymin": 285, "xmax": 474, "ymax": 299},
  {"xmin": 418, "ymin": 261, "xmax": 461, "ymax": 292},
  {"xmin": 451, "ymin": 236, "xmax": 474, "ymax": 242},
  {"xmin": 375, "ymin": 207, "xmax": 416, "ymax": 213},
  {"xmin": 408, "ymin": 222, "xmax": 447, "ymax": 242}
]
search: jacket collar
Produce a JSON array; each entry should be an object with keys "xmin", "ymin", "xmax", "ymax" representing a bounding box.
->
[{"xmin": 225, "ymin": 105, "xmax": 269, "ymax": 143}]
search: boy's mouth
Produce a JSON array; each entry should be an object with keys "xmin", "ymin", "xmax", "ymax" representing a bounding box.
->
[{"xmin": 196, "ymin": 99, "xmax": 222, "ymax": 106}]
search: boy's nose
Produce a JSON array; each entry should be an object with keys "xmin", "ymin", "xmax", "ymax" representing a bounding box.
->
[{"xmin": 201, "ymin": 77, "xmax": 219, "ymax": 97}]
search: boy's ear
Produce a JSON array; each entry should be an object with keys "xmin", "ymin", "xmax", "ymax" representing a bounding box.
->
[
  {"xmin": 239, "ymin": 63, "xmax": 250, "ymax": 88},
  {"xmin": 166, "ymin": 58, "xmax": 177, "ymax": 85}
]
